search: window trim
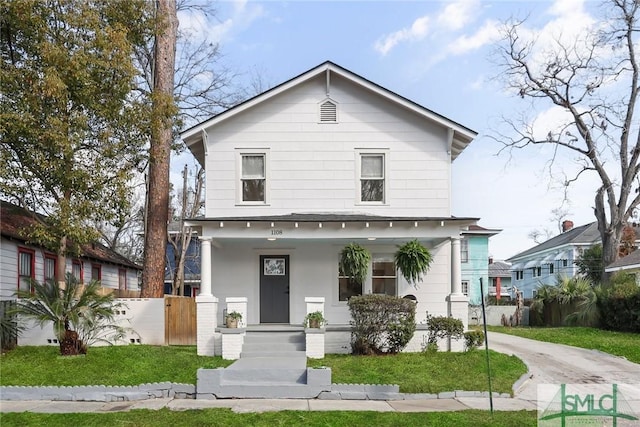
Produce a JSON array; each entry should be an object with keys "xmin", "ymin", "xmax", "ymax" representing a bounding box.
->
[
  {"xmin": 119, "ymin": 268, "xmax": 127, "ymax": 291},
  {"xmin": 72, "ymin": 259, "xmax": 83, "ymax": 283},
  {"xmin": 460, "ymin": 238, "xmax": 469, "ymax": 263},
  {"xmin": 236, "ymin": 149, "xmax": 270, "ymax": 205},
  {"xmin": 91, "ymin": 264, "xmax": 102, "ymax": 283},
  {"xmin": 43, "ymin": 252, "xmax": 57, "ymax": 283},
  {"xmin": 355, "ymin": 149, "xmax": 389, "ymax": 205},
  {"xmin": 371, "ymin": 256, "xmax": 397, "ymax": 297},
  {"xmin": 18, "ymin": 247, "xmax": 35, "ymax": 293}
]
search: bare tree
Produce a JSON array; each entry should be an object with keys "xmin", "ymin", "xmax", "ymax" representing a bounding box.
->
[
  {"xmin": 167, "ymin": 164, "xmax": 204, "ymax": 295},
  {"xmin": 142, "ymin": 0, "xmax": 178, "ymax": 298},
  {"xmin": 494, "ymin": 0, "xmax": 639, "ymax": 274}
]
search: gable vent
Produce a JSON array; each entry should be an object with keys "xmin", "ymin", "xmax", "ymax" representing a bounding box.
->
[{"xmin": 320, "ymin": 100, "xmax": 337, "ymax": 122}]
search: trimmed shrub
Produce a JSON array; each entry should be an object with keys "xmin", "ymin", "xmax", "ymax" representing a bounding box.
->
[
  {"xmin": 597, "ymin": 282, "xmax": 640, "ymax": 333},
  {"xmin": 463, "ymin": 330, "xmax": 485, "ymax": 352},
  {"xmin": 424, "ymin": 315, "xmax": 464, "ymax": 351},
  {"xmin": 348, "ymin": 294, "xmax": 416, "ymax": 355}
]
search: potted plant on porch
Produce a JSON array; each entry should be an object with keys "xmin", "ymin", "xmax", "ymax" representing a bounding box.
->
[
  {"xmin": 226, "ymin": 311, "xmax": 242, "ymax": 328},
  {"xmin": 303, "ymin": 311, "xmax": 326, "ymax": 328}
]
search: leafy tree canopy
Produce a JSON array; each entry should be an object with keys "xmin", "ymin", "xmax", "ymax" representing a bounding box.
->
[{"xmin": 0, "ymin": 0, "xmax": 152, "ymax": 261}]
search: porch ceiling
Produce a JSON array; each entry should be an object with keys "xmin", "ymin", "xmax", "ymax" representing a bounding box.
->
[{"xmin": 186, "ymin": 214, "xmax": 477, "ymax": 245}]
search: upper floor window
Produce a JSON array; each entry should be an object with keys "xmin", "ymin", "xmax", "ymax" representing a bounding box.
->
[
  {"xmin": 44, "ymin": 253, "xmax": 56, "ymax": 283},
  {"xmin": 372, "ymin": 257, "xmax": 396, "ymax": 296},
  {"xmin": 241, "ymin": 154, "xmax": 265, "ymax": 202},
  {"xmin": 359, "ymin": 153, "xmax": 385, "ymax": 203},
  {"xmin": 460, "ymin": 238, "xmax": 469, "ymax": 263},
  {"xmin": 18, "ymin": 248, "xmax": 35, "ymax": 292},
  {"xmin": 515, "ymin": 270, "xmax": 524, "ymax": 280},
  {"xmin": 72, "ymin": 260, "xmax": 83, "ymax": 283},
  {"xmin": 532, "ymin": 266, "xmax": 542, "ymax": 277},
  {"xmin": 548, "ymin": 263, "xmax": 554, "ymax": 275}
]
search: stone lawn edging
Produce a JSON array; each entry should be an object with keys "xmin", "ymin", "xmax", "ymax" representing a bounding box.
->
[{"xmin": 0, "ymin": 383, "xmax": 512, "ymax": 402}]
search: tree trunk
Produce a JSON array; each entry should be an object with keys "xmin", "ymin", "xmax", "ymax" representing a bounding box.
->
[
  {"xmin": 141, "ymin": 0, "xmax": 177, "ymax": 298},
  {"xmin": 56, "ymin": 236, "xmax": 67, "ymax": 285}
]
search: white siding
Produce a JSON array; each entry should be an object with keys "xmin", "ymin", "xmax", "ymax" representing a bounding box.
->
[
  {"xmin": 204, "ymin": 74, "xmax": 451, "ymax": 218},
  {"xmin": 209, "ymin": 240, "xmax": 451, "ymax": 327},
  {"xmin": 0, "ymin": 238, "xmax": 18, "ymax": 300}
]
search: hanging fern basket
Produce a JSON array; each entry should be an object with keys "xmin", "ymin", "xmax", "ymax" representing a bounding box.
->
[
  {"xmin": 339, "ymin": 243, "xmax": 371, "ymax": 285},
  {"xmin": 394, "ymin": 239, "xmax": 433, "ymax": 287}
]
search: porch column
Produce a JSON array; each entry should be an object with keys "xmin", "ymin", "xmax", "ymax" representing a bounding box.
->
[
  {"xmin": 447, "ymin": 236, "xmax": 467, "ymax": 351},
  {"xmin": 196, "ymin": 237, "xmax": 217, "ymax": 356},
  {"xmin": 451, "ymin": 237, "xmax": 463, "ymax": 295},
  {"xmin": 199, "ymin": 237, "xmax": 212, "ymax": 297}
]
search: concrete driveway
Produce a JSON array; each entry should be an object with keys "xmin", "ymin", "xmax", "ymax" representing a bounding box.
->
[{"xmin": 487, "ymin": 331, "xmax": 640, "ymax": 409}]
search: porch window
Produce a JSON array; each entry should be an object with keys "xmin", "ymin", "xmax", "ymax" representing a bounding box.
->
[
  {"xmin": 372, "ymin": 257, "xmax": 396, "ymax": 296},
  {"xmin": 18, "ymin": 248, "xmax": 35, "ymax": 292},
  {"xmin": 461, "ymin": 280, "xmax": 469, "ymax": 296},
  {"xmin": 92, "ymin": 264, "xmax": 101, "ymax": 282},
  {"xmin": 460, "ymin": 238, "xmax": 469, "ymax": 263},
  {"xmin": 44, "ymin": 254, "xmax": 56, "ymax": 283},
  {"xmin": 241, "ymin": 154, "xmax": 266, "ymax": 202},
  {"xmin": 338, "ymin": 264, "xmax": 362, "ymax": 301},
  {"xmin": 72, "ymin": 260, "xmax": 83, "ymax": 283},
  {"xmin": 359, "ymin": 154, "xmax": 385, "ymax": 202}
]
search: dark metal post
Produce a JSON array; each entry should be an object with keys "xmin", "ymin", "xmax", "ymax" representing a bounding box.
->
[{"xmin": 480, "ymin": 277, "xmax": 494, "ymax": 414}]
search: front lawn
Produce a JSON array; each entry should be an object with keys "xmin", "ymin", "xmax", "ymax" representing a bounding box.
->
[
  {"xmin": 1, "ymin": 408, "xmax": 538, "ymax": 427},
  {"xmin": 309, "ymin": 350, "xmax": 525, "ymax": 394},
  {"xmin": 0, "ymin": 345, "xmax": 233, "ymax": 386},
  {"xmin": 1, "ymin": 345, "xmax": 526, "ymax": 395},
  {"xmin": 486, "ymin": 326, "xmax": 640, "ymax": 363}
]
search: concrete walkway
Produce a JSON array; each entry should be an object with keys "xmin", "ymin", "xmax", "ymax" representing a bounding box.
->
[{"xmin": 0, "ymin": 396, "xmax": 536, "ymax": 414}]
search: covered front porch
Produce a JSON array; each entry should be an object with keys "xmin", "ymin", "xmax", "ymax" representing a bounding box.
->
[{"xmin": 189, "ymin": 214, "xmax": 473, "ymax": 357}]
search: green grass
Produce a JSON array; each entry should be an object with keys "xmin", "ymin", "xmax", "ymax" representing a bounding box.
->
[
  {"xmin": 0, "ymin": 408, "xmax": 538, "ymax": 427},
  {"xmin": 486, "ymin": 326, "xmax": 640, "ymax": 363},
  {"xmin": 307, "ymin": 350, "xmax": 526, "ymax": 394},
  {"xmin": 0, "ymin": 345, "xmax": 233, "ymax": 386},
  {"xmin": 1, "ymin": 345, "xmax": 527, "ymax": 395}
]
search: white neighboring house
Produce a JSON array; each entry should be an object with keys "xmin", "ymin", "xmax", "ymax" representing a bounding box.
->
[
  {"xmin": 181, "ymin": 61, "xmax": 479, "ymax": 353},
  {"xmin": 0, "ymin": 200, "xmax": 141, "ymax": 301}
]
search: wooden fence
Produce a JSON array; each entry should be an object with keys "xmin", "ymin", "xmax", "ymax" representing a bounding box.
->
[{"xmin": 164, "ymin": 295, "xmax": 196, "ymax": 345}]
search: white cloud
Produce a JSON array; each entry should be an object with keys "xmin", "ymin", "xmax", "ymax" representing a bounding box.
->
[
  {"xmin": 436, "ymin": 0, "xmax": 481, "ymax": 31},
  {"xmin": 448, "ymin": 19, "xmax": 501, "ymax": 55},
  {"xmin": 374, "ymin": 16, "xmax": 430, "ymax": 56}
]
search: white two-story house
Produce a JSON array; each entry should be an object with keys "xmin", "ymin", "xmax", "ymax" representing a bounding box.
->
[{"xmin": 181, "ymin": 61, "xmax": 479, "ymax": 354}]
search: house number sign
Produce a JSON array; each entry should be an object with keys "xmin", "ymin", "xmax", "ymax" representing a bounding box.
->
[{"xmin": 271, "ymin": 229, "xmax": 283, "ymax": 236}]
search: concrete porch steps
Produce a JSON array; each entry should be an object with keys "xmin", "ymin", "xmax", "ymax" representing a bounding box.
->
[{"xmin": 197, "ymin": 328, "xmax": 333, "ymax": 399}]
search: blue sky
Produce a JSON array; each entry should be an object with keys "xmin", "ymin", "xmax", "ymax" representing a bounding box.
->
[{"xmin": 175, "ymin": 0, "xmax": 607, "ymax": 260}]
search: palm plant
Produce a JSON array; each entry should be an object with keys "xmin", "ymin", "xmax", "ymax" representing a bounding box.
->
[
  {"xmin": 12, "ymin": 273, "xmax": 129, "ymax": 355},
  {"xmin": 394, "ymin": 239, "xmax": 433, "ymax": 287},
  {"xmin": 340, "ymin": 243, "xmax": 371, "ymax": 286}
]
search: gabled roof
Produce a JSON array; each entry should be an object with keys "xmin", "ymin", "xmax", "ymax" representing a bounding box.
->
[
  {"xmin": 1, "ymin": 200, "xmax": 141, "ymax": 270},
  {"xmin": 181, "ymin": 61, "xmax": 477, "ymax": 165},
  {"xmin": 489, "ymin": 261, "xmax": 512, "ymax": 278},
  {"xmin": 507, "ymin": 222, "xmax": 600, "ymax": 261},
  {"xmin": 605, "ymin": 249, "xmax": 640, "ymax": 272}
]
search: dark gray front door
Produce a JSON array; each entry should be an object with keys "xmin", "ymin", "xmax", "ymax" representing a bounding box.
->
[{"xmin": 260, "ymin": 255, "xmax": 290, "ymax": 323}]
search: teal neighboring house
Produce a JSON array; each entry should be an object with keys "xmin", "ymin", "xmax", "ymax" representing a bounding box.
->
[{"xmin": 461, "ymin": 225, "xmax": 501, "ymax": 305}]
